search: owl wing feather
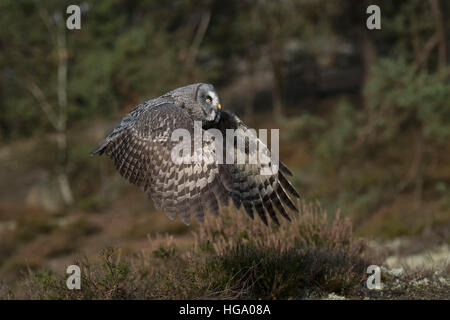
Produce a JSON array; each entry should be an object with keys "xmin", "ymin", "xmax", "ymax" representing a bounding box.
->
[
  {"xmin": 92, "ymin": 104, "xmax": 300, "ymax": 225},
  {"xmin": 215, "ymin": 110, "xmax": 300, "ymax": 226},
  {"xmin": 92, "ymin": 103, "xmax": 229, "ymax": 224}
]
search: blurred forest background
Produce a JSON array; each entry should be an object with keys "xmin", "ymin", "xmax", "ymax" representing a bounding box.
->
[{"xmin": 0, "ymin": 0, "xmax": 449, "ymax": 297}]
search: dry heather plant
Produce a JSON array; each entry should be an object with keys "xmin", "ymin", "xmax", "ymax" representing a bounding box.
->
[
  {"xmin": 11, "ymin": 200, "xmax": 375, "ymax": 299},
  {"xmin": 187, "ymin": 200, "xmax": 375, "ymax": 298},
  {"xmin": 196, "ymin": 200, "xmax": 366, "ymax": 256}
]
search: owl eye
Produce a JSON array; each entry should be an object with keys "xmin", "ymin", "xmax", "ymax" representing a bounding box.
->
[{"xmin": 205, "ymin": 95, "xmax": 212, "ymax": 103}]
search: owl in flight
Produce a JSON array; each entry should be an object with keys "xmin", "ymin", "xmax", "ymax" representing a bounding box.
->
[{"xmin": 91, "ymin": 83, "xmax": 299, "ymax": 226}]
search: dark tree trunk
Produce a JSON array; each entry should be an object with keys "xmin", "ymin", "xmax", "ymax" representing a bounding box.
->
[{"xmin": 269, "ymin": 42, "xmax": 284, "ymax": 123}]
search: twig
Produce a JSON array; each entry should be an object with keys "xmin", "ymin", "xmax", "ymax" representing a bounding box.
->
[
  {"xmin": 416, "ymin": 33, "xmax": 440, "ymax": 70},
  {"xmin": 185, "ymin": 10, "xmax": 211, "ymax": 70},
  {"xmin": 20, "ymin": 77, "xmax": 60, "ymax": 130},
  {"xmin": 429, "ymin": 0, "xmax": 447, "ymax": 69}
]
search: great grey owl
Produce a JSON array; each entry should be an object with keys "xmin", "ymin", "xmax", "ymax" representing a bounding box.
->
[{"xmin": 91, "ymin": 83, "xmax": 299, "ymax": 225}]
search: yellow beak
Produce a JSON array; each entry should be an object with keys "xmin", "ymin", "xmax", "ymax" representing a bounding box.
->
[{"xmin": 217, "ymin": 103, "xmax": 222, "ymax": 110}]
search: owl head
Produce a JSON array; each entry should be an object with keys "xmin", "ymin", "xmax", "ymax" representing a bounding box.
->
[{"xmin": 165, "ymin": 83, "xmax": 222, "ymax": 124}]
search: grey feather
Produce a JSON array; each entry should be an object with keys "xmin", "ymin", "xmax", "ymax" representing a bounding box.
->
[{"xmin": 91, "ymin": 83, "xmax": 300, "ymax": 226}]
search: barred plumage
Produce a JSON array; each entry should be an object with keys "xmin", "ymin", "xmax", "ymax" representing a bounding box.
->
[{"xmin": 92, "ymin": 83, "xmax": 299, "ymax": 226}]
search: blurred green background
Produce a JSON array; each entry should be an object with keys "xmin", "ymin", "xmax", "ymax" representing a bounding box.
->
[{"xmin": 0, "ymin": 0, "xmax": 449, "ymax": 286}]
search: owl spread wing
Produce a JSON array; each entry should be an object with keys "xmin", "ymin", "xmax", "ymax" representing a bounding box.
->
[
  {"xmin": 215, "ymin": 110, "xmax": 300, "ymax": 225},
  {"xmin": 92, "ymin": 103, "xmax": 229, "ymax": 225},
  {"xmin": 92, "ymin": 104, "xmax": 299, "ymax": 225}
]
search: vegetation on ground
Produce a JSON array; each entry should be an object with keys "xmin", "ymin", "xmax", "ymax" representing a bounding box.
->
[{"xmin": 5, "ymin": 202, "xmax": 378, "ymax": 299}]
